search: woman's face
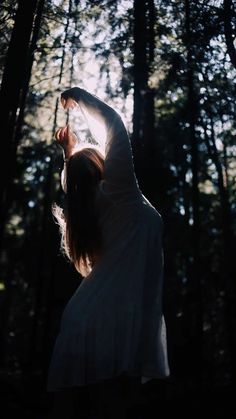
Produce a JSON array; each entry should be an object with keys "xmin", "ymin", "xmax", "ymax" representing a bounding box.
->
[{"xmin": 61, "ymin": 97, "xmax": 78, "ymax": 110}]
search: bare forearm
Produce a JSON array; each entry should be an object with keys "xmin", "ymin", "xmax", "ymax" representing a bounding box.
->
[{"xmin": 63, "ymin": 147, "xmax": 74, "ymax": 160}]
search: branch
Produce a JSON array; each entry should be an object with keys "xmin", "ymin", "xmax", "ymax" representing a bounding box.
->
[{"xmin": 30, "ymin": 73, "xmax": 64, "ymax": 88}]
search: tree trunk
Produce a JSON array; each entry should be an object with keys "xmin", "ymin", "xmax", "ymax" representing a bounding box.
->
[
  {"xmin": 0, "ymin": 0, "xmax": 45, "ymax": 248},
  {"xmin": 223, "ymin": 0, "xmax": 236, "ymax": 69},
  {"xmin": 204, "ymin": 110, "xmax": 236, "ymax": 385},
  {"xmin": 28, "ymin": 0, "xmax": 73, "ymax": 373},
  {"xmin": 132, "ymin": 0, "xmax": 149, "ymax": 144},
  {"xmin": 184, "ymin": 0, "xmax": 203, "ymax": 388},
  {"xmin": 13, "ymin": 0, "xmax": 45, "ymax": 150},
  {"xmin": 144, "ymin": 0, "xmax": 155, "ymax": 149},
  {"xmin": 185, "ymin": 0, "xmax": 201, "ymax": 267},
  {"xmin": 0, "ymin": 0, "xmax": 45, "ymax": 368},
  {"xmin": 132, "ymin": 0, "xmax": 156, "ymax": 201}
]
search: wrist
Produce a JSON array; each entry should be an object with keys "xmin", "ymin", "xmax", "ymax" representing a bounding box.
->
[{"xmin": 63, "ymin": 148, "xmax": 73, "ymax": 161}]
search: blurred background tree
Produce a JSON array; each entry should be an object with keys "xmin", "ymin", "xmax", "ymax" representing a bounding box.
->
[{"xmin": 0, "ymin": 0, "xmax": 235, "ymax": 417}]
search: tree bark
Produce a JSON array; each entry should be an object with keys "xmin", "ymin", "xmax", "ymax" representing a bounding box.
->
[
  {"xmin": 224, "ymin": 0, "xmax": 236, "ymax": 69},
  {"xmin": 132, "ymin": 0, "xmax": 157, "ymax": 202},
  {"xmin": 144, "ymin": 0, "xmax": 155, "ymax": 151},
  {"xmin": 0, "ymin": 0, "xmax": 45, "ymax": 247},
  {"xmin": 204, "ymin": 109, "xmax": 236, "ymax": 385},
  {"xmin": 185, "ymin": 0, "xmax": 201, "ymax": 266},
  {"xmin": 13, "ymin": 0, "xmax": 45, "ymax": 150},
  {"xmin": 28, "ymin": 0, "xmax": 73, "ymax": 372},
  {"xmin": 132, "ymin": 0, "xmax": 149, "ymax": 143},
  {"xmin": 184, "ymin": 0, "xmax": 203, "ymax": 388},
  {"xmin": 0, "ymin": 0, "xmax": 45, "ymax": 368}
]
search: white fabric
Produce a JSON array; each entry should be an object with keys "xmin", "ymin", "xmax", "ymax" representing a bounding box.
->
[{"xmin": 47, "ymin": 90, "xmax": 170, "ymax": 390}]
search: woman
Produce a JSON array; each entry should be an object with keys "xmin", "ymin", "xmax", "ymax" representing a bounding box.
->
[{"xmin": 47, "ymin": 87, "xmax": 170, "ymax": 418}]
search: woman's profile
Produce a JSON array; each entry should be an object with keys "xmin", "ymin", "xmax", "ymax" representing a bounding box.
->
[{"xmin": 47, "ymin": 87, "xmax": 170, "ymax": 418}]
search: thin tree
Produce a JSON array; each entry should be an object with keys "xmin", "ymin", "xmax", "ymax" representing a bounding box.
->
[
  {"xmin": 28, "ymin": 0, "xmax": 73, "ymax": 372},
  {"xmin": 0, "ymin": 0, "xmax": 45, "ymax": 247},
  {"xmin": 0, "ymin": 0, "xmax": 45, "ymax": 368},
  {"xmin": 224, "ymin": 0, "xmax": 236, "ymax": 69},
  {"xmin": 132, "ymin": 0, "xmax": 157, "ymax": 201},
  {"xmin": 203, "ymin": 95, "xmax": 236, "ymax": 386},
  {"xmin": 183, "ymin": 0, "xmax": 203, "ymax": 388}
]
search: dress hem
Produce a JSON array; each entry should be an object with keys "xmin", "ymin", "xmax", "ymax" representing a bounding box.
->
[{"xmin": 47, "ymin": 369, "xmax": 170, "ymax": 392}]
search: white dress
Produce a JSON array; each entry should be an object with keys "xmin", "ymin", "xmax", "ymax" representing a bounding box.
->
[{"xmin": 47, "ymin": 88, "xmax": 170, "ymax": 391}]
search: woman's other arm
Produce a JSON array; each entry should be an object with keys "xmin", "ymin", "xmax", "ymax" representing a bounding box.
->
[{"xmin": 55, "ymin": 125, "xmax": 78, "ymax": 192}]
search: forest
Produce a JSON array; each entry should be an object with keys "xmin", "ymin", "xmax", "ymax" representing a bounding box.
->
[{"xmin": 0, "ymin": 0, "xmax": 236, "ymax": 418}]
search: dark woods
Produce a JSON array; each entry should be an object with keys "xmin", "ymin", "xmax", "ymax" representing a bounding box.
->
[{"xmin": 0, "ymin": 0, "xmax": 236, "ymax": 417}]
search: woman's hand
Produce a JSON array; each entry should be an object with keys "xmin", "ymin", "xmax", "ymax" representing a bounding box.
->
[
  {"xmin": 61, "ymin": 97, "xmax": 78, "ymax": 110},
  {"xmin": 55, "ymin": 124, "xmax": 78, "ymax": 158}
]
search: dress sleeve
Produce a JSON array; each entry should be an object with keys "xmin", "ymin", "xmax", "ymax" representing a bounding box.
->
[
  {"xmin": 62, "ymin": 87, "xmax": 139, "ymax": 195},
  {"xmin": 61, "ymin": 162, "xmax": 67, "ymax": 193}
]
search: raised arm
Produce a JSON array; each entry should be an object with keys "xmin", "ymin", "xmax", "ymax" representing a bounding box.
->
[
  {"xmin": 61, "ymin": 87, "xmax": 139, "ymax": 194},
  {"xmin": 55, "ymin": 125, "xmax": 77, "ymax": 193}
]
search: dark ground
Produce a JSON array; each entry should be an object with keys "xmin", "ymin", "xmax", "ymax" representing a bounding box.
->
[{"xmin": 0, "ymin": 370, "xmax": 235, "ymax": 419}]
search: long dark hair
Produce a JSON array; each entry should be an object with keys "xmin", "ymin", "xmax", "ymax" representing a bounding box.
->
[{"xmin": 52, "ymin": 147, "xmax": 105, "ymax": 277}]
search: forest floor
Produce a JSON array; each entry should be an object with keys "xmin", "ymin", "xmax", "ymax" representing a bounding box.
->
[{"xmin": 0, "ymin": 371, "xmax": 235, "ymax": 419}]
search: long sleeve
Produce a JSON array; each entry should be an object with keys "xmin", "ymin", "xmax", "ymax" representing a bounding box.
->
[
  {"xmin": 62, "ymin": 88, "xmax": 140, "ymax": 195},
  {"xmin": 61, "ymin": 162, "xmax": 67, "ymax": 193}
]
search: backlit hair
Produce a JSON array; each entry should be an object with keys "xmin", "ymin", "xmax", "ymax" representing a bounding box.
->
[{"xmin": 52, "ymin": 148, "xmax": 105, "ymax": 277}]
